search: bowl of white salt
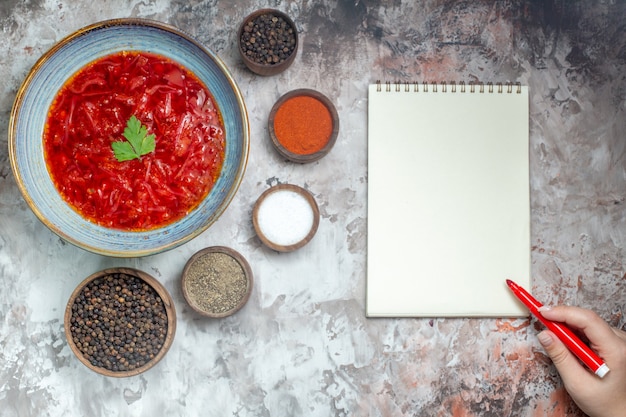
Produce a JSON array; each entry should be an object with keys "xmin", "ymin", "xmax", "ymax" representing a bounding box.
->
[{"xmin": 252, "ymin": 184, "xmax": 320, "ymax": 252}]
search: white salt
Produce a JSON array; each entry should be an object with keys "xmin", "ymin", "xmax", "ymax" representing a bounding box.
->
[{"xmin": 257, "ymin": 189, "xmax": 314, "ymax": 246}]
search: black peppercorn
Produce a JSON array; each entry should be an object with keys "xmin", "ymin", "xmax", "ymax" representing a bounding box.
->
[
  {"xmin": 68, "ymin": 273, "xmax": 168, "ymax": 372},
  {"xmin": 240, "ymin": 12, "xmax": 296, "ymax": 66}
]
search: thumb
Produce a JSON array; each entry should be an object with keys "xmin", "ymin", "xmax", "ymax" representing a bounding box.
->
[{"xmin": 537, "ymin": 330, "xmax": 590, "ymax": 382}]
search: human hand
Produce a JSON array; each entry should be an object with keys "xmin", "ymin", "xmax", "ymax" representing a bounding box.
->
[{"xmin": 537, "ymin": 305, "xmax": 626, "ymax": 417}]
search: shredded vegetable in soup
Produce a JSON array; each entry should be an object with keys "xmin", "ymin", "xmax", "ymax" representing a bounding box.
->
[{"xmin": 43, "ymin": 51, "xmax": 225, "ymax": 231}]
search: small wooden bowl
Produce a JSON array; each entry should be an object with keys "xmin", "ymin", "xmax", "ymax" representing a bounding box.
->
[
  {"xmin": 181, "ymin": 246, "xmax": 253, "ymax": 318},
  {"xmin": 238, "ymin": 9, "xmax": 298, "ymax": 76},
  {"xmin": 268, "ymin": 89, "xmax": 339, "ymax": 163},
  {"xmin": 252, "ymin": 184, "xmax": 320, "ymax": 252},
  {"xmin": 64, "ymin": 267, "xmax": 176, "ymax": 377}
]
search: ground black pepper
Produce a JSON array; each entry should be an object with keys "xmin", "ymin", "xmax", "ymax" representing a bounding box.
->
[
  {"xmin": 240, "ymin": 12, "xmax": 296, "ymax": 65},
  {"xmin": 69, "ymin": 273, "xmax": 168, "ymax": 372},
  {"xmin": 184, "ymin": 251, "xmax": 248, "ymax": 315}
]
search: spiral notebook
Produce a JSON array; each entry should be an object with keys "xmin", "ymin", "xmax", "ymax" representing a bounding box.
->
[{"xmin": 367, "ymin": 81, "xmax": 530, "ymax": 317}]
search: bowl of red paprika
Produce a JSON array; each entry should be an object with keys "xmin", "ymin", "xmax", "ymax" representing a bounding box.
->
[{"xmin": 268, "ymin": 89, "xmax": 339, "ymax": 163}]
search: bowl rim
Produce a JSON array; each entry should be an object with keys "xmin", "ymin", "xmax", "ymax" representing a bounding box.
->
[
  {"xmin": 63, "ymin": 267, "xmax": 177, "ymax": 378},
  {"xmin": 252, "ymin": 184, "xmax": 320, "ymax": 252},
  {"xmin": 8, "ymin": 18, "xmax": 250, "ymax": 257},
  {"xmin": 181, "ymin": 246, "xmax": 254, "ymax": 318},
  {"xmin": 267, "ymin": 88, "xmax": 339, "ymax": 163}
]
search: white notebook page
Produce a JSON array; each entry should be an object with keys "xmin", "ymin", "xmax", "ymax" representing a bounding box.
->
[{"xmin": 367, "ymin": 82, "xmax": 530, "ymax": 317}]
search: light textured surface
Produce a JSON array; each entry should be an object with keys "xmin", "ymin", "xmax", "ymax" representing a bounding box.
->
[{"xmin": 0, "ymin": 1, "xmax": 624, "ymax": 416}]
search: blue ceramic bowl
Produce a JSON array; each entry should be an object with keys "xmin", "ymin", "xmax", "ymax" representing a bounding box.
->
[{"xmin": 9, "ymin": 19, "xmax": 249, "ymax": 257}]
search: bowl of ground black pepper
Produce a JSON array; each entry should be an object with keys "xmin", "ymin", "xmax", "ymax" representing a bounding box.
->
[
  {"xmin": 238, "ymin": 9, "xmax": 298, "ymax": 76},
  {"xmin": 181, "ymin": 246, "xmax": 253, "ymax": 318},
  {"xmin": 64, "ymin": 267, "xmax": 176, "ymax": 377},
  {"xmin": 268, "ymin": 89, "xmax": 340, "ymax": 163}
]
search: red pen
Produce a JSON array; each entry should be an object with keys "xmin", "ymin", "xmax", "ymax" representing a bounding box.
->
[{"xmin": 506, "ymin": 279, "xmax": 610, "ymax": 378}]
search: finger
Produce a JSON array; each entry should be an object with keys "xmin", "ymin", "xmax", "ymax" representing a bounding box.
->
[
  {"xmin": 537, "ymin": 330, "xmax": 593, "ymax": 382},
  {"xmin": 539, "ymin": 306, "xmax": 616, "ymax": 346},
  {"xmin": 612, "ymin": 327, "xmax": 626, "ymax": 342}
]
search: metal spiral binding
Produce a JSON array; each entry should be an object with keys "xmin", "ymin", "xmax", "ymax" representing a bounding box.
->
[{"xmin": 375, "ymin": 80, "xmax": 522, "ymax": 93}]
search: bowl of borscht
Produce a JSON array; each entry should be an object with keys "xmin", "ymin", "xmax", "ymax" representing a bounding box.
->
[{"xmin": 9, "ymin": 19, "xmax": 250, "ymax": 257}]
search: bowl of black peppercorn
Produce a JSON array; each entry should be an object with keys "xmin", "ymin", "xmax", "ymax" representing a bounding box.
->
[
  {"xmin": 64, "ymin": 267, "xmax": 176, "ymax": 377},
  {"xmin": 238, "ymin": 9, "xmax": 298, "ymax": 76}
]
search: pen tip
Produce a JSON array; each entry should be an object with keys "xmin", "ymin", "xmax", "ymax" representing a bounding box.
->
[{"xmin": 506, "ymin": 279, "xmax": 513, "ymax": 286}]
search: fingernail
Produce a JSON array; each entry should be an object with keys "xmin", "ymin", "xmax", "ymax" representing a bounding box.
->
[
  {"xmin": 538, "ymin": 305, "xmax": 552, "ymax": 312},
  {"xmin": 537, "ymin": 331, "xmax": 553, "ymax": 347}
]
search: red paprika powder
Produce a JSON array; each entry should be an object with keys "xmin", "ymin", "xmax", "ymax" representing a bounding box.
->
[{"xmin": 273, "ymin": 95, "xmax": 333, "ymax": 155}]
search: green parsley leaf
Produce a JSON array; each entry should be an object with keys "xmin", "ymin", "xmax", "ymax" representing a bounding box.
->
[{"xmin": 112, "ymin": 115, "xmax": 156, "ymax": 162}]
